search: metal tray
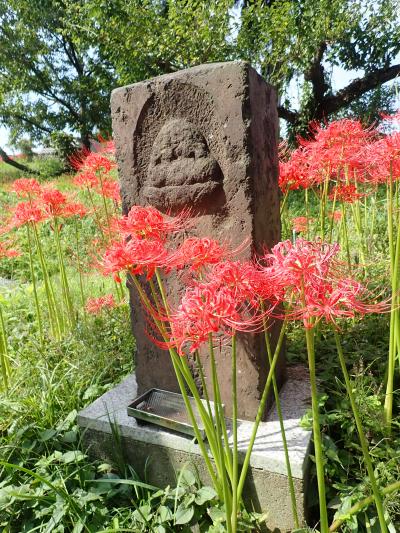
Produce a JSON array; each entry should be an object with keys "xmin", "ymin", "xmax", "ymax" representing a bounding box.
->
[{"xmin": 127, "ymin": 388, "xmax": 218, "ymax": 440}]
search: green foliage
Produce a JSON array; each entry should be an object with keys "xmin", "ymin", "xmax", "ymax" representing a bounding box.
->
[
  {"xmin": 0, "ymin": 280, "xmax": 135, "ymax": 530},
  {"xmin": 13, "ymin": 139, "xmax": 34, "ymax": 162},
  {"xmin": 0, "ymin": 156, "xmax": 65, "ymax": 184},
  {"xmin": 47, "ymin": 132, "xmax": 79, "ymax": 167},
  {"xmin": 79, "ymin": 0, "xmax": 235, "ymax": 85},
  {"xmin": 0, "ymin": 0, "xmax": 117, "ymax": 147},
  {"xmin": 1, "ymin": 0, "xmax": 399, "ymax": 147}
]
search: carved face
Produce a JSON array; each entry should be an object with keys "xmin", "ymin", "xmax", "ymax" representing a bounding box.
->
[{"xmin": 143, "ymin": 119, "xmax": 223, "ymax": 210}]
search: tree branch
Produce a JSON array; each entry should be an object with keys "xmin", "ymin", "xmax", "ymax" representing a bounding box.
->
[
  {"xmin": 0, "ymin": 146, "xmax": 40, "ymax": 175},
  {"xmin": 3, "ymin": 112, "xmax": 53, "ymax": 134},
  {"xmin": 304, "ymin": 42, "xmax": 329, "ymax": 105},
  {"xmin": 320, "ymin": 63, "xmax": 400, "ymax": 117},
  {"xmin": 278, "ymin": 106, "xmax": 299, "ymax": 123}
]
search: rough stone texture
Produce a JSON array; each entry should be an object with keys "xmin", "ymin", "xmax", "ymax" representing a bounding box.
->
[
  {"xmin": 111, "ymin": 61, "xmax": 283, "ymax": 420},
  {"xmin": 78, "ymin": 367, "xmax": 311, "ymax": 532}
]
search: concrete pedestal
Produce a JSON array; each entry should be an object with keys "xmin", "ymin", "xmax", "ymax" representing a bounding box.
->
[{"xmin": 77, "ymin": 367, "xmax": 311, "ymax": 532}]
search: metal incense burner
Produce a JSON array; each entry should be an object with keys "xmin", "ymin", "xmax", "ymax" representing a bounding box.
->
[{"xmin": 127, "ymin": 388, "xmax": 220, "ymax": 440}]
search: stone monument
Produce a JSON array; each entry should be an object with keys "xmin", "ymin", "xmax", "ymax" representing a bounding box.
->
[
  {"xmin": 78, "ymin": 62, "xmax": 312, "ymax": 532},
  {"xmin": 111, "ymin": 61, "xmax": 284, "ymax": 420}
]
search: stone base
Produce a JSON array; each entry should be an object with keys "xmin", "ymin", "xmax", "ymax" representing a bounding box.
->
[{"xmin": 77, "ymin": 367, "xmax": 311, "ymax": 532}]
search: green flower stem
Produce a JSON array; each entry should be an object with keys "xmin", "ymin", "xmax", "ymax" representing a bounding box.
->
[
  {"xmin": 194, "ymin": 349, "xmax": 213, "ymax": 421},
  {"xmin": 131, "ymin": 275, "xmax": 222, "ymax": 499},
  {"xmin": 387, "ymin": 171, "xmax": 395, "ymax": 270},
  {"xmin": 98, "ymin": 174, "xmax": 112, "ymax": 232},
  {"xmin": 178, "ymin": 355, "xmax": 226, "ymax": 477},
  {"xmin": 32, "ymin": 223, "xmax": 63, "ymax": 339},
  {"xmin": 152, "ymin": 270, "xmax": 222, "ymax": 457},
  {"xmin": 305, "ymin": 188, "xmax": 310, "ymax": 240},
  {"xmin": 328, "ymin": 188, "xmax": 338, "ymax": 244},
  {"xmin": 0, "ymin": 304, "xmax": 10, "ymax": 390},
  {"xmin": 384, "ymin": 165, "xmax": 400, "ymax": 428},
  {"xmin": 333, "ymin": 329, "xmax": 388, "ymax": 533},
  {"xmin": 86, "ymin": 188, "xmax": 106, "ymax": 242},
  {"xmin": 320, "ymin": 171, "xmax": 330, "ymax": 240},
  {"xmin": 236, "ymin": 319, "xmax": 287, "ymax": 504},
  {"xmin": 231, "ymin": 333, "xmax": 238, "ymax": 533},
  {"xmin": 74, "ymin": 220, "xmax": 85, "ymax": 309},
  {"xmin": 341, "ymin": 203, "xmax": 351, "ymax": 270},
  {"xmin": 369, "ymin": 191, "xmax": 377, "ymax": 244},
  {"xmin": 280, "ymin": 189, "xmax": 289, "ymax": 216},
  {"xmin": 151, "ymin": 271, "xmax": 220, "ymax": 453},
  {"xmin": 54, "ymin": 218, "xmax": 75, "ymax": 328},
  {"xmin": 208, "ymin": 334, "xmax": 233, "ymax": 533},
  {"xmin": 26, "ymin": 224, "xmax": 44, "ymax": 345},
  {"xmin": 263, "ymin": 320, "xmax": 299, "ymax": 528},
  {"xmin": 208, "ymin": 335, "xmax": 233, "ymax": 483},
  {"xmin": 280, "ymin": 190, "xmax": 290, "ymax": 238},
  {"xmin": 329, "ymin": 480, "xmax": 400, "ymax": 532},
  {"xmin": 305, "ymin": 325, "xmax": 329, "ymax": 533},
  {"xmin": 351, "ymin": 200, "xmax": 366, "ymax": 266},
  {"xmin": 168, "ymin": 347, "xmax": 223, "ymax": 499}
]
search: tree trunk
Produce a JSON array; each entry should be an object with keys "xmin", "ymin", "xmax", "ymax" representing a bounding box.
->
[{"xmin": 0, "ymin": 146, "xmax": 40, "ymax": 175}]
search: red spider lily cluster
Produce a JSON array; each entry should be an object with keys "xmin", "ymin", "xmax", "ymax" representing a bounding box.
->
[
  {"xmin": 85, "ymin": 294, "xmax": 116, "ymax": 314},
  {"xmin": 99, "ymin": 205, "xmax": 386, "ymax": 354},
  {"xmin": 0, "ymin": 240, "xmax": 19, "ymax": 259},
  {"xmin": 328, "ymin": 183, "xmax": 365, "ymax": 204},
  {"xmin": 0, "ymin": 140, "xmax": 119, "ymax": 338},
  {"xmin": 279, "ymin": 114, "xmax": 400, "ymax": 195},
  {"xmin": 292, "ymin": 216, "xmax": 313, "ymax": 233},
  {"xmin": 71, "ymin": 144, "xmax": 120, "ymax": 207},
  {"xmin": 8, "ymin": 181, "xmax": 87, "ymax": 229}
]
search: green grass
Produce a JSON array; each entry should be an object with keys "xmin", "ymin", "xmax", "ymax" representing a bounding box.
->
[
  {"xmin": 0, "ymin": 156, "xmax": 65, "ymax": 184},
  {"xmin": 0, "ymin": 173, "xmax": 267, "ymax": 532},
  {"xmin": 0, "ymin": 172, "xmax": 399, "ymax": 531}
]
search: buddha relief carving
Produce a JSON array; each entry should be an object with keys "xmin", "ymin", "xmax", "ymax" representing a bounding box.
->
[{"xmin": 143, "ymin": 119, "xmax": 223, "ymax": 210}]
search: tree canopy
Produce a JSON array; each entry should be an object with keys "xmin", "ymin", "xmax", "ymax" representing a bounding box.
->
[
  {"xmin": 0, "ymin": 0, "xmax": 116, "ymax": 151},
  {"xmin": 1, "ymin": 0, "xmax": 399, "ymax": 164}
]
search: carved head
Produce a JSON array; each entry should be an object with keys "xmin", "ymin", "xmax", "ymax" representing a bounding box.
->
[{"xmin": 143, "ymin": 119, "xmax": 223, "ymax": 210}]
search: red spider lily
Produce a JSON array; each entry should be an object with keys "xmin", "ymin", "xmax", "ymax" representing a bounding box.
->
[
  {"xmin": 258, "ymin": 239, "xmax": 340, "ymax": 310},
  {"xmin": 302, "ymin": 119, "xmax": 375, "ymax": 177},
  {"xmin": 207, "ymin": 261, "xmax": 259, "ymax": 302},
  {"xmin": 11, "ymin": 178, "xmax": 42, "ymax": 198},
  {"xmin": 114, "ymin": 205, "xmax": 190, "ymax": 241},
  {"xmin": 10, "ymin": 201, "xmax": 48, "ymax": 228},
  {"xmin": 260, "ymin": 239, "xmax": 388, "ymax": 327},
  {"xmin": 328, "ymin": 183, "xmax": 366, "ymax": 203},
  {"xmin": 73, "ymin": 170, "xmax": 99, "ymax": 190},
  {"xmin": 69, "ymin": 146, "xmax": 91, "ymax": 171},
  {"xmin": 170, "ymin": 237, "xmax": 230, "ymax": 272},
  {"xmin": 380, "ymin": 109, "xmax": 400, "ymax": 124},
  {"xmin": 96, "ymin": 178, "xmax": 121, "ymax": 202},
  {"xmin": 101, "ymin": 237, "xmax": 170, "ymax": 281},
  {"xmin": 279, "ymin": 147, "xmax": 315, "ymax": 191},
  {"xmin": 81, "ymin": 152, "xmax": 115, "ymax": 173},
  {"xmin": 281, "ymin": 120, "xmax": 376, "ymax": 189},
  {"xmin": 292, "ymin": 216, "xmax": 313, "ymax": 233},
  {"xmin": 262, "ymin": 239, "xmax": 340, "ymax": 289},
  {"xmin": 329, "ymin": 210, "xmax": 342, "ymax": 222},
  {"xmin": 97, "ymin": 135, "xmax": 116, "ymax": 154},
  {"xmin": 61, "ymin": 201, "xmax": 87, "ymax": 218},
  {"xmin": 166, "ymin": 282, "xmax": 264, "ymax": 355},
  {"xmin": 40, "ymin": 188, "xmax": 68, "ymax": 215},
  {"xmin": 297, "ymin": 277, "xmax": 388, "ymax": 328},
  {"xmin": 363, "ymin": 133, "xmax": 400, "ymax": 183},
  {"xmin": 85, "ymin": 294, "xmax": 116, "ymax": 314},
  {"xmin": 39, "ymin": 188, "xmax": 87, "ymax": 219},
  {"xmin": 0, "ymin": 240, "xmax": 20, "ymax": 259}
]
